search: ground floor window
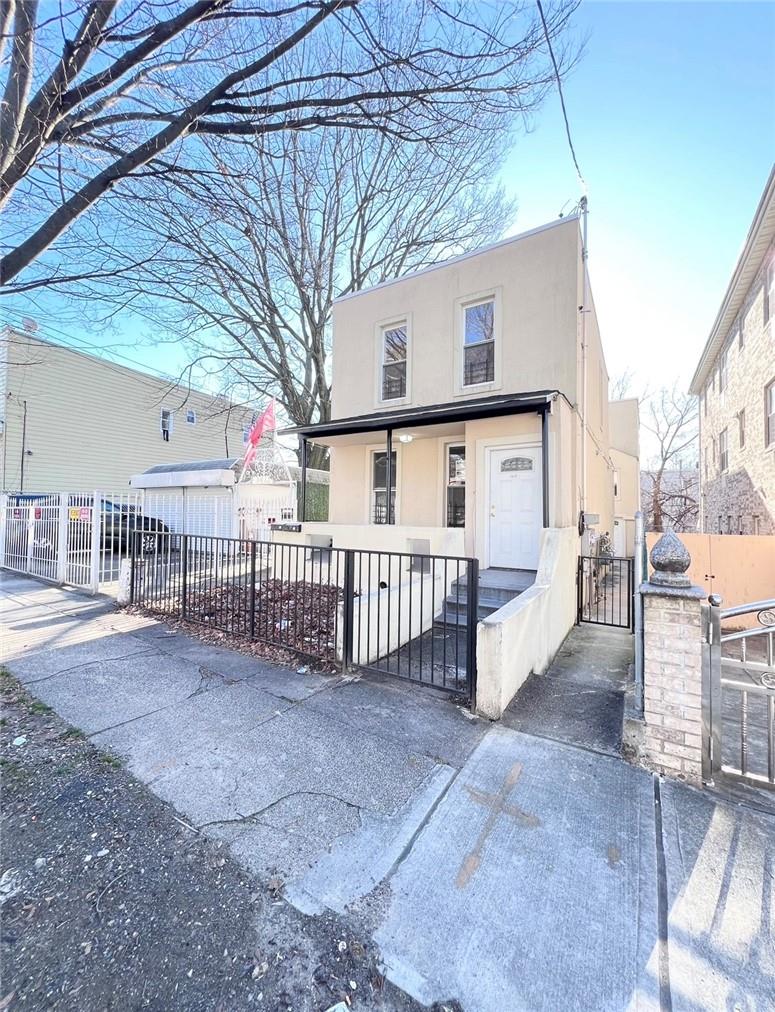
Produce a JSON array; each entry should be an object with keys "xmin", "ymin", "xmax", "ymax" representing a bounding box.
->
[
  {"xmin": 372, "ymin": 450, "xmax": 396, "ymax": 524},
  {"xmin": 446, "ymin": 444, "xmax": 466, "ymax": 527}
]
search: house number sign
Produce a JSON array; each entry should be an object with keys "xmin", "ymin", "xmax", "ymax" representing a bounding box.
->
[{"xmin": 501, "ymin": 456, "xmax": 533, "ymax": 472}]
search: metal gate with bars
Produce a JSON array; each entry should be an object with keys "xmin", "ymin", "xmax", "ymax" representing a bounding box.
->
[
  {"xmin": 0, "ymin": 488, "xmax": 295, "ymax": 595},
  {"xmin": 130, "ymin": 531, "xmax": 479, "ymax": 704},
  {"xmin": 577, "ymin": 555, "xmax": 634, "ymax": 630},
  {"xmin": 704, "ymin": 596, "xmax": 775, "ymax": 790}
]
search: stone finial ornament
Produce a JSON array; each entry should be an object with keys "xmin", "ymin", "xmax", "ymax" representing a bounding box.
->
[{"xmin": 649, "ymin": 530, "xmax": 691, "ymax": 588}]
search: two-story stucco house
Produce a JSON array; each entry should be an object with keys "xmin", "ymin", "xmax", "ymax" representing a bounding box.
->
[
  {"xmin": 279, "ymin": 215, "xmax": 637, "ymax": 717},
  {"xmin": 0, "ymin": 326, "xmax": 257, "ymax": 493},
  {"xmin": 690, "ymin": 166, "xmax": 775, "ymax": 536}
]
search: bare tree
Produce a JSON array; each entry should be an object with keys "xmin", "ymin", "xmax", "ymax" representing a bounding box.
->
[
  {"xmin": 641, "ymin": 385, "xmax": 699, "ymax": 532},
  {"xmin": 1, "ymin": 0, "xmax": 579, "ymax": 288},
  {"xmin": 84, "ymin": 120, "xmax": 515, "ymax": 458}
]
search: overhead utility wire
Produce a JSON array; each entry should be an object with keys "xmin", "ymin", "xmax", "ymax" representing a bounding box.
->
[{"xmin": 536, "ymin": 0, "xmax": 587, "ymax": 194}]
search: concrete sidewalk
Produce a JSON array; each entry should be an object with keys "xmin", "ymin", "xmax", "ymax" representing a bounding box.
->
[{"xmin": 2, "ymin": 572, "xmax": 773, "ymax": 1012}]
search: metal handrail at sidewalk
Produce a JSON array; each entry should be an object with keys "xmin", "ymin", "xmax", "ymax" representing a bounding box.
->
[{"xmin": 129, "ymin": 530, "xmax": 479, "ymax": 705}]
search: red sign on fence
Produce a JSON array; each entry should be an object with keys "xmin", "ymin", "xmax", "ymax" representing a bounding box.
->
[{"xmin": 79, "ymin": 507, "xmax": 91, "ymax": 522}]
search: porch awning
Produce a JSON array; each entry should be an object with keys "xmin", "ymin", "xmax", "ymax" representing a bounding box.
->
[{"xmin": 282, "ymin": 390, "xmax": 559, "ymax": 443}]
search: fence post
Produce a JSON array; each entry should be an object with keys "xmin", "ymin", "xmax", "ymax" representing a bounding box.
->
[
  {"xmin": 466, "ymin": 557, "xmax": 479, "ymax": 710},
  {"xmin": 88, "ymin": 491, "xmax": 101, "ymax": 594},
  {"xmin": 704, "ymin": 593, "xmax": 723, "ymax": 783},
  {"xmin": 249, "ymin": 541, "xmax": 257, "ymax": 639},
  {"xmin": 342, "ymin": 548, "xmax": 355, "ymax": 671},
  {"xmin": 25, "ymin": 504, "xmax": 35, "ymax": 574},
  {"xmin": 181, "ymin": 534, "xmax": 189, "ymax": 618},
  {"xmin": 129, "ymin": 529, "xmax": 137, "ymax": 605},
  {"xmin": 0, "ymin": 493, "xmax": 8, "ymax": 571},
  {"xmin": 633, "ymin": 510, "xmax": 645, "ymax": 716}
]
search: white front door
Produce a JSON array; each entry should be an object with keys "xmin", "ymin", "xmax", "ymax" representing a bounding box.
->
[{"xmin": 487, "ymin": 446, "xmax": 542, "ymax": 569}]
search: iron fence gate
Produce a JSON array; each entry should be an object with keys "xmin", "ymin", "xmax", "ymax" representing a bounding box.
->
[
  {"xmin": 130, "ymin": 532, "xmax": 479, "ymax": 705},
  {"xmin": 577, "ymin": 555, "xmax": 634, "ymax": 630},
  {"xmin": 703, "ymin": 596, "xmax": 775, "ymax": 790}
]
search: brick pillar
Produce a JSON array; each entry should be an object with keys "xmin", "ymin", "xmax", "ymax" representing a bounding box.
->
[
  {"xmin": 639, "ymin": 530, "xmax": 706, "ymax": 785},
  {"xmin": 641, "ymin": 587, "xmax": 705, "ymax": 783}
]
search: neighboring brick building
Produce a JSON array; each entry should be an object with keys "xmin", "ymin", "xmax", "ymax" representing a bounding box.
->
[{"xmin": 690, "ymin": 166, "xmax": 775, "ymax": 535}]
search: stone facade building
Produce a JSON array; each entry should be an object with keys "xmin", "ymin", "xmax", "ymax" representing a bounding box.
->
[{"xmin": 690, "ymin": 167, "xmax": 775, "ymax": 535}]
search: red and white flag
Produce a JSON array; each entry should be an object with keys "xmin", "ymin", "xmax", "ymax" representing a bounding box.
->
[{"xmin": 242, "ymin": 399, "xmax": 276, "ymax": 469}]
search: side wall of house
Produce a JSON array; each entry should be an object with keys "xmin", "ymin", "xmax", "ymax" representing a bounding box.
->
[
  {"xmin": 1, "ymin": 331, "xmax": 255, "ymax": 492},
  {"xmin": 698, "ymin": 243, "xmax": 775, "ymax": 535}
]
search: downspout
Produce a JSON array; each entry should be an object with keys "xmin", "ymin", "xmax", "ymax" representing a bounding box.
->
[
  {"xmin": 580, "ymin": 196, "xmax": 589, "ymax": 531},
  {"xmin": 20, "ymin": 398, "xmax": 27, "ymax": 492}
]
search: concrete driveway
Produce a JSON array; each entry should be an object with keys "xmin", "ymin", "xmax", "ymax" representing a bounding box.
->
[{"xmin": 2, "ymin": 572, "xmax": 773, "ymax": 1012}]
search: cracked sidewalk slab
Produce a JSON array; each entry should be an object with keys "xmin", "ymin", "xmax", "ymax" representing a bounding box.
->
[{"xmin": 373, "ymin": 725, "xmax": 661, "ymax": 1012}]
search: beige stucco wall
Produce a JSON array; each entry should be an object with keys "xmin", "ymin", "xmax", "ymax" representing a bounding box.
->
[
  {"xmin": 1, "ymin": 331, "xmax": 255, "ymax": 493},
  {"xmin": 331, "ymin": 217, "xmax": 581, "ymax": 418},
  {"xmin": 476, "ymin": 526, "xmax": 578, "ymax": 719},
  {"xmin": 609, "ymin": 398, "xmax": 640, "ymax": 458}
]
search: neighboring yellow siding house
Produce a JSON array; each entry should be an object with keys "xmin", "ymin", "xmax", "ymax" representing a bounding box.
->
[{"xmin": 1, "ymin": 328, "xmax": 256, "ymax": 493}]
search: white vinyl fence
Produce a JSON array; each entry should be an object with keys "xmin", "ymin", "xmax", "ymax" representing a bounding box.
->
[{"xmin": 0, "ymin": 484, "xmax": 295, "ymax": 595}]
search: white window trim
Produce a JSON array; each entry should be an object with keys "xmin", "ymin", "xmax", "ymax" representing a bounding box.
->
[
  {"xmin": 185, "ymin": 408, "xmax": 197, "ymax": 425},
  {"xmin": 375, "ymin": 314, "xmax": 412, "ymax": 408},
  {"xmin": 160, "ymin": 408, "xmax": 173, "ymax": 438},
  {"xmin": 454, "ymin": 287, "xmax": 503, "ymax": 397},
  {"xmin": 364, "ymin": 443, "xmax": 402, "ymax": 525},
  {"xmin": 438, "ymin": 439, "xmax": 467, "ymax": 528}
]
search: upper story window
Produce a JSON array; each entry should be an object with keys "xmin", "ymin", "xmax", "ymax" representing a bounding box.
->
[
  {"xmin": 766, "ymin": 379, "xmax": 775, "ymax": 447},
  {"xmin": 160, "ymin": 408, "xmax": 173, "ymax": 442},
  {"xmin": 718, "ymin": 346, "xmax": 728, "ymax": 395},
  {"xmin": 462, "ymin": 298, "xmax": 495, "ymax": 386},
  {"xmin": 719, "ymin": 427, "xmax": 728, "ymax": 472},
  {"xmin": 381, "ymin": 322, "xmax": 408, "ymax": 401},
  {"xmin": 764, "ymin": 259, "xmax": 774, "ymax": 326},
  {"xmin": 186, "ymin": 409, "xmax": 197, "ymax": 425},
  {"xmin": 613, "ymin": 469, "xmax": 620, "ymax": 499}
]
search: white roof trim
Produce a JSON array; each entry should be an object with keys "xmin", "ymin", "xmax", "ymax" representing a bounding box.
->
[
  {"xmin": 332, "ymin": 215, "xmax": 579, "ymax": 304},
  {"xmin": 689, "ymin": 165, "xmax": 775, "ymax": 393},
  {"xmin": 130, "ymin": 469, "xmax": 236, "ymax": 489}
]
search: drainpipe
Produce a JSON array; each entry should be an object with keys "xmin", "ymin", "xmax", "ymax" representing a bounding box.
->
[
  {"xmin": 385, "ymin": 428, "xmax": 394, "ymax": 525},
  {"xmin": 20, "ymin": 398, "xmax": 28, "ymax": 492},
  {"xmin": 300, "ymin": 437, "xmax": 308, "ymax": 523},
  {"xmin": 580, "ymin": 196, "xmax": 589, "ymax": 532}
]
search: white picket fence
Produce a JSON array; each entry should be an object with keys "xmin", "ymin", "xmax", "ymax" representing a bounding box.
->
[{"xmin": 0, "ymin": 485, "xmax": 296, "ymax": 595}]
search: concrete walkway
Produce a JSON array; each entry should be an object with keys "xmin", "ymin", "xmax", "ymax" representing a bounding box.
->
[{"xmin": 2, "ymin": 573, "xmax": 773, "ymax": 1011}]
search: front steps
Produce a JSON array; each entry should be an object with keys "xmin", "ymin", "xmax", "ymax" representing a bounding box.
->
[{"xmin": 439, "ymin": 568, "xmax": 536, "ymax": 626}]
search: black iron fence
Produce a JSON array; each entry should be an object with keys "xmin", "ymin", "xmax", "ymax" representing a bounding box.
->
[
  {"xmin": 577, "ymin": 555, "xmax": 634, "ymax": 630},
  {"xmin": 130, "ymin": 532, "xmax": 478, "ymax": 703}
]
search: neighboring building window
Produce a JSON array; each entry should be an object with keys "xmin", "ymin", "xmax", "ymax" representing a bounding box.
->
[
  {"xmin": 371, "ymin": 450, "xmax": 396, "ymax": 524},
  {"xmin": 726, "ymin": 515, "xmax": 733, "ymax": 535},
  {"xmin": 718, "ymin": 346, "xmax": 728, "ymax": 394},
  {"xmin": 186, "ymin": 409, "xmax": 197, "ymax": 425},
  {"xmin": 765, "ymin": 259, "xmax": 775, "ymax": 326},
  {"xmin": 766, "ymin": 380, "xmax": 775, "ymax": 447},
  {"xmin": 462, "ymin": 298, "xmax": 495, "ymax": 386},
  {"xmin": 381, "ymin": 322, "xmax": 407, "ymax": 401},
  {"xmin": 738, "ymin": 409, "xmax": 745, "ymax": 448},
  {"xmin": 753, "ymin": 515, "xmax": 761, "ymax": 535},
  {"xmin": 738, "ymin": 515, "xmax": 744, "ymax": 535},
  {"xmin": 613, "ymin": 469, "xmax": 620, "ymax": 499},
  {"xmin": 717, "ymin": 515, "xmax": 723, "ymax": 534},
  {"xmin": 719, "ymin": 428, "xmax": 728, "ymax": 472},
  {"xmin": 445, "ymin": 445, "xmax": 466, "ymax": 528},
  {"xmin": 160, "ymin": 409, "xmax": 173, "ymax": 441}
]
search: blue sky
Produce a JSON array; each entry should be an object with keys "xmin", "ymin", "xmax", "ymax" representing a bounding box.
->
[
  {"xmin": 502, "ymin": 0, "xmax": 775, "ymax": 394},
  {"xmin": 4, "ymin": 1, "xmax": 774, "ymax": 399}
]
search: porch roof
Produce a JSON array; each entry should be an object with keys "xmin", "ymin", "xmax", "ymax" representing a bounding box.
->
[{"xmin": 282, "ymin": 390, "xmax": 559, "ymax": 444}]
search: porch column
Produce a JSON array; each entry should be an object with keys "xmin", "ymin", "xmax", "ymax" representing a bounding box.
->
[
  {"xmin": 385, "ymin": 428, "xmax": 394, "ymax": 525},
  {"xmin": 541, "ymin": 407, "xmax": 549, "ymax": 528},
  {"xmin": 300, "ymin": 437, "xmax": 308, "ymax": 523}
]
